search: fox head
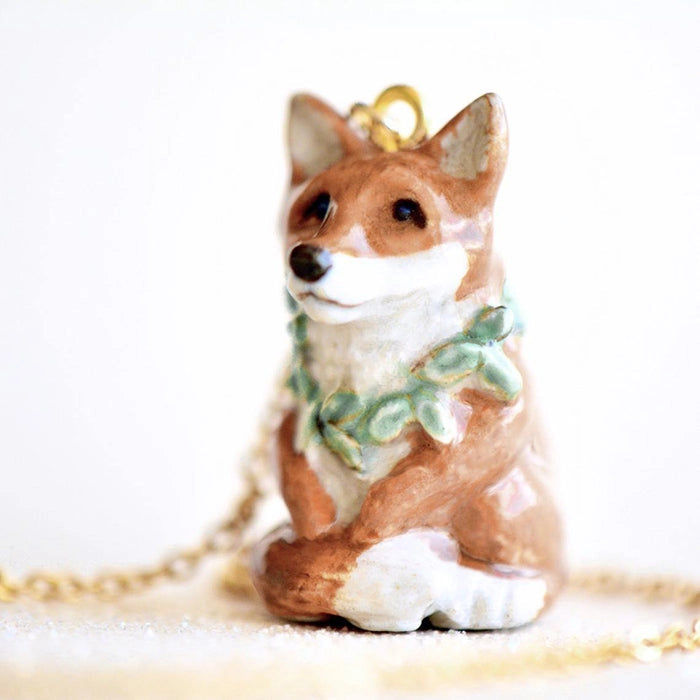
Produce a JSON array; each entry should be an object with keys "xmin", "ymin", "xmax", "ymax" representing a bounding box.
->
[{"xmin": 284, "ymin": 93, "xmax": 508, "ymax": 324}]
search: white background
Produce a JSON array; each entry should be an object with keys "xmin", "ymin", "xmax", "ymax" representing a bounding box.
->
[{"xmin": 0, "ymin": 0, "xmax": 698, "ymax": 580}]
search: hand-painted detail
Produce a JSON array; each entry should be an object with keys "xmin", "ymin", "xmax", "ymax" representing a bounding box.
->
[{"xmin": 286, "ymin": 290, "xmax": 524, "ymax": 471}]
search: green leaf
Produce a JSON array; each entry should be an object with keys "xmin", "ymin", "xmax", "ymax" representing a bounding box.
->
[
  {"xmin": 479, "ymin": 348, "xmax": 523, "ymax": 401},
  {"xmin": 289, "ymin": 364, "xmax": 319, "ymax": 402},
  {"xmin": 285, "ymin": 290, "xmax": 300, "ymax": 313},
  {"xmin": 362, "ymin": 395, "xmax": 414, "ymax": 444},
  {"xmin": 416, "ymin": 341, "xmax": 482, "ymax": 385},
  {"xmin": 321, "ymin": 423, "xmax": 363, "ymax": 470},
  {"xmin": 414, "ymin": 394, "xmax": 457, "ymax": 444},
  {"xmin": 285, "ymin": 372, "xmax": 298, "ymax": 395},
  {"xmin": 319, "ymin": 391, "xmax": 363, "ymax": 426},
  {"xmin": 501, "ymin": 281, "xmax": 526, "ymax": 334},
  {"xmin": 298, "ymin": 401, "xmax": 322, "ymax": 448},
  {"xmin": 466, "ymin": 306, "xmax": 515, "ymax": 343},
  {"xmin": 288, "ymin": 313, "xmax": 308, "ymax": 344}
]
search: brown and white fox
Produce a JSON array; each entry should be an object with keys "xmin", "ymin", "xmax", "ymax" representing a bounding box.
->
[{"xmin": 251, "ymin": 92, "xmax": 564, "ymax": 632}]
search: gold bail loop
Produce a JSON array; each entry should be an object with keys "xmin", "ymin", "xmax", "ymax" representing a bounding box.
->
[{"xmin": 350, "ymin": 85, "xmax": 427, "ymax": 152}]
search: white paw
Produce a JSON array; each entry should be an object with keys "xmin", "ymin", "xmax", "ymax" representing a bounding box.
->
[{"xmin": 333, "ymin": 529, "xmax": 546, "ymax": 632}]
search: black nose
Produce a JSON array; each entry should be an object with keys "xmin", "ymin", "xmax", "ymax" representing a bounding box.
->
[{"xmin": 289, "ymin": 244, "xmax": 332, "ymax": 282}]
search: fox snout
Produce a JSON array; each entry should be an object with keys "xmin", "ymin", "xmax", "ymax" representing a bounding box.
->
[{"xmin": 289, "ymin": 244, "xmax": 332, "ymax": 282}]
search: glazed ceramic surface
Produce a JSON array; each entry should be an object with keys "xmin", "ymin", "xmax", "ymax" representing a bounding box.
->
[{"xmin": 251, "ymin": 92, "xmax": 564, "ymax": 632}]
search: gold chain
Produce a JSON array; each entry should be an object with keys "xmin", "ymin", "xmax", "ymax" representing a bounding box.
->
[
  {"xmin": 567, "ymin": 571, "xmax": 700, "ymax": 664},
  {"xmin": 0, "ymin": 481, "xmax": 260, "ymax": 603},
  {"xmin": 0, "ymin": 367, "xmax": 290, "ymax": 604}
]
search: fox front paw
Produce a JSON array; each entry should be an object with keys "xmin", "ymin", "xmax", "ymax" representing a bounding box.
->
[{"xmin": 332, "ymin": 529, "xmax": 547, "ymax": 632}]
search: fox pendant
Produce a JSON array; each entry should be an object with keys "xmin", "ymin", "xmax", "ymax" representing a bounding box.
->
[{"xmin": 250, "ymin": 91, "xmax": 565, "ymax": 632}]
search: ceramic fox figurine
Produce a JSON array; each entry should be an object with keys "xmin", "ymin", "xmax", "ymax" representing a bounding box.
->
[{"xmin": 251, "ymin": 91, "xmax": 564, "ymax": 632}]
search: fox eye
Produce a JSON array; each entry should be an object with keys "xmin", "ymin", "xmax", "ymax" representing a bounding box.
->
[
  {"xmin": 392, "ymin": 199, "xmax": 426, "ymax": 229},
  {"xmin": 303, "ymin": 192, "xmax": 331, "ymax": 222}
]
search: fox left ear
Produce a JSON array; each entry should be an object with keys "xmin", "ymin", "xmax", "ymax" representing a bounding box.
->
[
  {"xmin": 288, "ymin": 94, "xmax": 372, "ymax": 185},
  {"xmin": 421, "ymin": 93, "xmax": 508, "ymax": 191}
]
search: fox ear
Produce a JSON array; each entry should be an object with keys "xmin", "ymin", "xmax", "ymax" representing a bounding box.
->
[
  {"xmin": 422, "ymin": 93, "xmax": 508, "ymax": 189},
  {"xmin": 288, "ymin": 94, "xmax": 370, "ymax": 185}
]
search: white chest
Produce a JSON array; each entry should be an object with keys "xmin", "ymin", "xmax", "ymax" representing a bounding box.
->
[{"xmin": 305, "ymin": 293, "xmax": 478, "ymax": 397}]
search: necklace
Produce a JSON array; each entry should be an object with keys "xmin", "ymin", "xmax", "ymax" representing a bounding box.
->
[{"xmin": 1, "ymin": 85, "xmax": 698, "ymax": 680}]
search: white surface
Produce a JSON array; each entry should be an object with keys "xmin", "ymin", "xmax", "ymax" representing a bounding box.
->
[
  {"xmin": 1, "ymin": 570, "xmax": 698, "ymax": 699},
  {"xmin": 0, "ymin": 1, "xmax": 698, "ymax": 694}
]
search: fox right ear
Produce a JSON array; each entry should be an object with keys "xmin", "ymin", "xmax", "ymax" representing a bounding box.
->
[
  {"xmin": 288, "ymin": 94, "xmax": 371, "ymax": 185},
  {"xmin": 421, "ymin": 93, "xmax": 508, "ymax": 195}
]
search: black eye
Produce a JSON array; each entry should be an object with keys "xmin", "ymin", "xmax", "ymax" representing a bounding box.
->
[
  {"xmin": 392, "ymin": 199, "xmax": 426, "ymax": 229},
  {"xmin": 303, "ymin": 192, "xmax": 331, "ymax": 222}
]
